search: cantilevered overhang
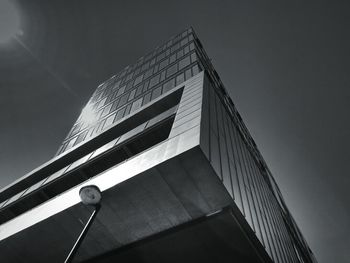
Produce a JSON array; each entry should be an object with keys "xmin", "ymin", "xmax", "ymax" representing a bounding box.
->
[
  {"xmin": 85, "ymin": 206, "xmax": 271, "ymax": 263},
  {"xmin": 0, "ymin": 146, "xmax": 271, "ymax": 263},
  {"xmin": 0, "ymin": 72, "xmax": 202, "ymax": 223},
  {"xmin": 0, "ymin": 72, "xmax": 272, "ymax": 262},
  {"xmin": 0, "ymin": 72, "xmax": 205, "ymax": 238}
]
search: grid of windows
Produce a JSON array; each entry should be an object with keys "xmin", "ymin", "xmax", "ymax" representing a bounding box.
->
[
  {"xmin": 57, "ymin": 28, "xmax": 200, "ymax": 155},
  {"xmin": 50, "ymin": 27, "xmax": 316, "ymax": 263},
  {"xmin": 0, "ymin": 106, "xmax": 178, "ymax": 221}
]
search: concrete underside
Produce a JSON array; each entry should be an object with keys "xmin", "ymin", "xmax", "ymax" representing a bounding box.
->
[
  {"xmin": 85, "ymin": 208, "xmax": 267, "ymax": 263},
  {"xmin": 0, "ymin": 147, "xmax": 269, "ymax": 263}
]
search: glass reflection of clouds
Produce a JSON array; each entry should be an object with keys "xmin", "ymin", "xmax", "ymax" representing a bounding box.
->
[{"xmin": 79, "ymin": 104, "xmax": 98, "ymax": 127}]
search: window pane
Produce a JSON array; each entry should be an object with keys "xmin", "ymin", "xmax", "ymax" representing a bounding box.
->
[
  {"xmin": 74, "ymin": 130, "xmax": 88, "ymax": 146},
  {"xmin": 185, "ymin": 68, "xmax": 192, "ymax": 80},
  {"xmin": 134, "ymin": 74, "xmax": 143, "ymax": 86},
  {"xmin": 143, "ymin": 80, "xmax": 149, "ymax": 92},
  {"xmin": 125, "ymin": 80, "xmax": 134, "ymax": 91},
  {"xmin": 166, "ymin": 64, "xmax": 177, "ymax": 77},
  {"xmin": 115, "ymin": 85, "xmax": 125, "ymax": 98},
  {"xmin": 128, "ymin": 89, "xmax": 136, "ymax": 101},
  {"xmin": 101, "ymin": 103, "xmax": 112, "ymax": 117},
  {"xmin": 191, "ymin": 52, "xmax": 197, "ymax": 63},
  {"xmin": 149, "ymin": 74, "xmax": 160, "ymax": 88},
  {"xmin": 143, "ymin": 92, "xmax": 151, "ymax": 106},
  {"xmin": 118, "ymin": 93, "xmax": 129, "ymax": 107},
  {"xmin": 144, "ymin": 68, "xmax": 153, "ymax": 79},
  {"xmin": 184, "ymin": 45, "xmax": 190, "ymax": 54},
  {"xmin": 104, "ymin": 112, "xmax": 116, "ymax": 128},
  {"xmin": 125, "ymin": 73, "xmax": 133, "ymax": 82},
  {"xmin": 177, "ymin": 49, "xmax": 184, "ymax": 59},
  {"xmin": 179, "ymin": 55, "xmax": 190, "ymax": 70},
  {"xmin": 189, "ymin": 42, "xmax": 195, "ymax": 50},
  {"xmin": 192, "ymin": 64, "xmax": 200, "ymax": 75},
  {"xmin": 163, "ymin": 78, "xmax": 175, "ymax": 93},
  {"xmin": 135, "ymin": 85, "xmax": 143, "ymax": 97},
  {"xmin": 134, "ymin": 67, "xmax": 140, "ymax": 76},
  {"xmin": 151, "ymin": 86, "xmax": 162, "ymax": 100},
  {"xmin": 97, "ymin": 97, "xmax": 107, "ymax": 109},
  {"xmin": 157, "ymin": 52, "xmax": 165, "ymax": 62},
  {"xmin": 181, "ymin": 37, "xmax": 188, "ymax": 46},
  {"xmin": 113, "ymin": 80, "xmax": 121, "ymax": 90},
  {"xmin": 153, "ymin": 64, "xmax": 159, "ymax": 73},
  {"xmin": 159, "ymin": 58, "xmax": 169, "ymax": 70},
  {"xmin": 141, "ymin": 62, "xmax": 150, "ymax": 72},
  {"xmin": 115, "ymin": 107, "xmax": 126, "ymax": 121},
  {"xmin": 169, "ymin": 54, "xmax": 176, "ymax": 64},
  {"xmin": 176, "ymin": 73, "xmax": 185, "ymax": 85},
  {"xmin": 130, "ymin": 97, "xmax": 143, "ymax": 113},
  {"xmin": 66, "ymin": 136, "xmax": 78, "ymax": 150},
  {"xmin": 171, "ymin": 42, "xmax": 180, "ymax": 53},
  {"xmin": 124, "ymin": 103, "xmax": 132, "ymax": 116},
  {"xmin": 160, "ymin": 70, "xmax": 166, "ymax": 82}
]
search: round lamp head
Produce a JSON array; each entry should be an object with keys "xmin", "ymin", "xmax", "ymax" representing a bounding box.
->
[{"xmin": 79, "ymin": 185, "xmax": 102, "ymax": 206}]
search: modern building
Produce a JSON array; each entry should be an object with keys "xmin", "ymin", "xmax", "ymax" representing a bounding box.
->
[{"xmin": 0, "ymin": 28, "xmax": 317, "ymax": 262}]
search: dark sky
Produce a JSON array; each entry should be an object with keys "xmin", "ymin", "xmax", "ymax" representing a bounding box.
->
[{"xmin": 1, "ymin": 1, "xmax": 349, "ymax": 262}]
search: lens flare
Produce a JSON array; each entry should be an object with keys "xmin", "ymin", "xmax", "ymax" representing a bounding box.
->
[{"xmin": 0, "ymin": 0, "xmax": 21, "ymax": 44}]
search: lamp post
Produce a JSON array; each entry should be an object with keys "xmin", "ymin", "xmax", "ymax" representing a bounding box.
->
[{"xmin": 64, "ymin": 185, "xmax": 102, "ymax": 263}]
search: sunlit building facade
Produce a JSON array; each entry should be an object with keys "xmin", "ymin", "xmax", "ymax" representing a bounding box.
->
[{"xmin": 0, "ymin": 28, "xmax": 317, "ymax": 262}]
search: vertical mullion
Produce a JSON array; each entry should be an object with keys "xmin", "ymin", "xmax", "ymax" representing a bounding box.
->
[
  {"xmin": 270, "ymin": 186, "xmax": 299, "ymax": 262},
  {"xmin": 254, "ymin": 165, "xmax": 286, "ymax": 263},
  {"xmin": 212, "ymin": 91, "xmax": 223, "ymax": 180},
  {"xmin": 230, "ymin": 120, "xmax": 251, "ymax": 220},
  {"xmin": 220, "ymin": 106, "xmax": 235, "ymax": 199},
  {"xmin": 241, "ymin": 145, "xmax": 267, "ymax": 248},
  {"xmin": 228, "ymin": 120, "xmax": 246, "ymax": 216},
  {"xmin": 249, "ymin": 158, "xmax": 280, "ymax": 262},
  {"xmin": 225, "ymin": 114, "xmax": 244, "ymax": 211},
  {"xmin": 235, "ymin": 133, "xmax": 261, "ymax": 234},
  {"xmin": 231, "ymin": 122, "xmax": 256, "ymax": 232},
  {"xmin": 249, "ymin": 162, "xmax": 276, "ymax": 260},
  {"xmin": 264, "ymin": 183, "xmax": 290, "ymax": 263}
]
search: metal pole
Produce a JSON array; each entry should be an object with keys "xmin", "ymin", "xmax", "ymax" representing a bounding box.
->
[{"xmin": 64, "ymin": 204, "xmax": 101, "ymax": 263}]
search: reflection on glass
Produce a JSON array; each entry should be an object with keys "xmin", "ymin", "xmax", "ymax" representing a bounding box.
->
[{"xmin": 80, "ymin": 104, "xmax": 99, "ymax": 126}]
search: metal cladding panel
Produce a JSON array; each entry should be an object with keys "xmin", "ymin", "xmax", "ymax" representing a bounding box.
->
[
  {"xmin": 169, "ymin": 73, "xmax": 203, "ymax": 138},
  {"xmin": 199, "ymin": 75, "xmax": 304, "ymax": 263}
]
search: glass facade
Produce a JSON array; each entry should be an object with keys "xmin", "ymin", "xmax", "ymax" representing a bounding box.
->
[
  {"xmin": 56, "ymin": 28, "xmax": 200, "ymax": 155},
  {"xmin": 52, "ymin": 27, "xmax": 315, "ymax": 263},
  {"xmin": 0, "ymin": 28, "xmax": 316, "ymax": 263}
]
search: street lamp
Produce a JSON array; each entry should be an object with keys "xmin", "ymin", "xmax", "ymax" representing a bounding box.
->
[{"xmin": 64, "ymin": 185, "xmax": 102, "ymax": 263}]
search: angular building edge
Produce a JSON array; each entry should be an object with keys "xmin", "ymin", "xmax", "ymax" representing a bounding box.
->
[{"xmin": 0, "ymin": 27, "xmax": 317, "ymax": 263}]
